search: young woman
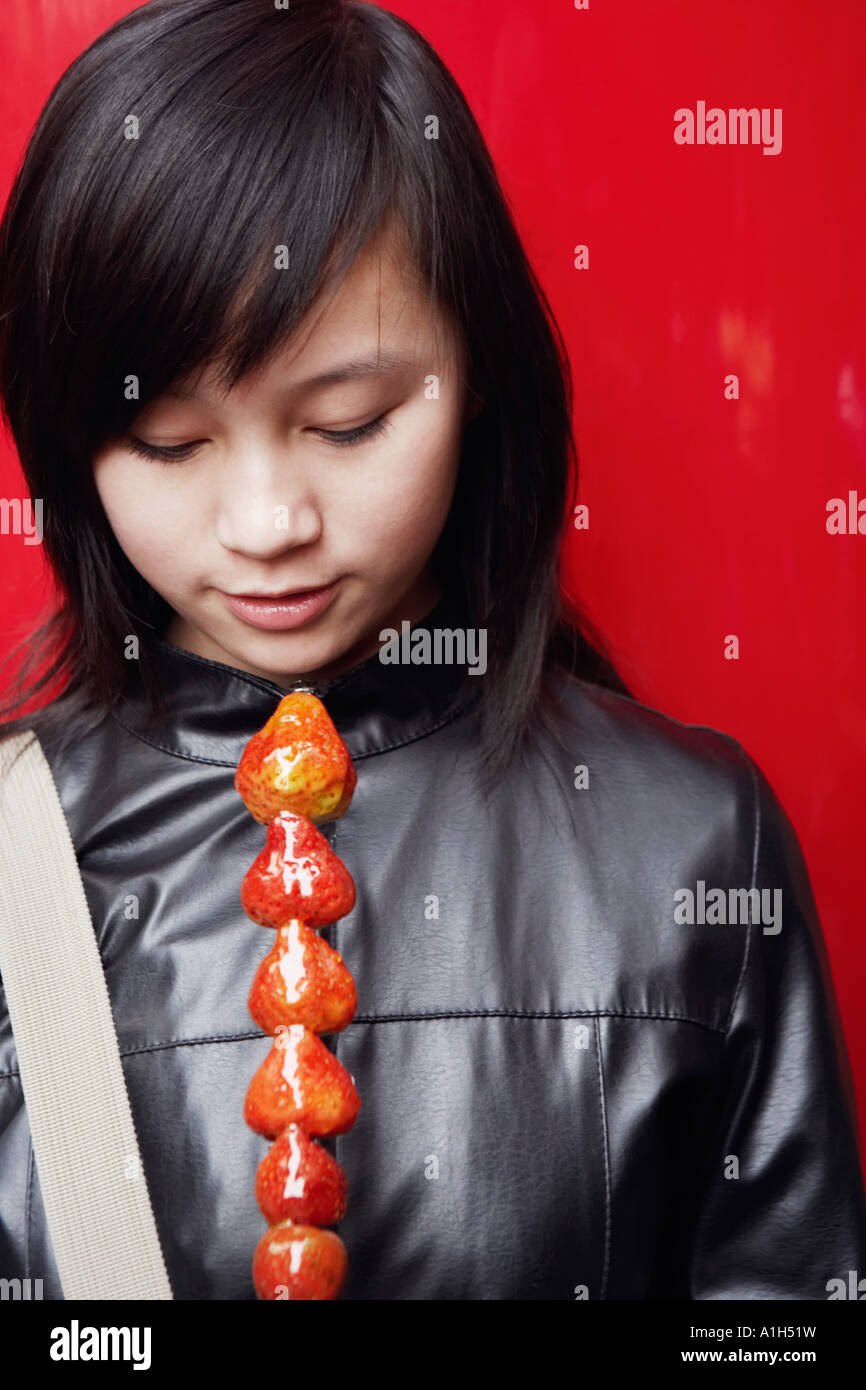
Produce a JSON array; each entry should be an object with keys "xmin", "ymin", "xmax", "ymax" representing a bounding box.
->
[{"xmin": 0, "ymin": 0, "xmax": 863, "ymax": 1300}]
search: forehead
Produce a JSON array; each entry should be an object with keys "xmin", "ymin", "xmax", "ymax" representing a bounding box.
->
[{"xmin": 169, "ymin": 218, "xmax": 459, "ymax": 406}]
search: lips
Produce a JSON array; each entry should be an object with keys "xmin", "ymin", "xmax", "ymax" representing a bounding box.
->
[
  {"xmin": 221, "ymin": 580, "xmax": 340, "ymax": 632},
  {"xmin": 230, "ymin": 584, "xmax": 333, "ymax": 600}
]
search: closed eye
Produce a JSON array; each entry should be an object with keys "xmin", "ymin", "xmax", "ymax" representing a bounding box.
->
[
  {"xmin": 313, "ymin": 414, "xmax": 390, "ymax": 447},
  {"xmin": 126, "ymin": 413, "xmax": 391, "ymax": 464},
  {"xmin": 127, "ymin": 437, "xmax": 205, "ymax": 464}
]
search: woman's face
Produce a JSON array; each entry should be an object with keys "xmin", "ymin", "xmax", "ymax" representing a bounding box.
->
[{"xmin": 92, "ymin": 223, "xmax": 475, "ymax": 685}]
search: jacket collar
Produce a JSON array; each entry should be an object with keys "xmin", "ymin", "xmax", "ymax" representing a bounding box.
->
[{"xmin": 114, "ymin": 591, "xmax": 480, "ymax": 766}]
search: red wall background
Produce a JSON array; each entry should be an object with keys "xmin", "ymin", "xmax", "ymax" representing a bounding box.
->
[{"xmin": 1, "ymin": 1, "xmax": 865, "ymax": 1159}]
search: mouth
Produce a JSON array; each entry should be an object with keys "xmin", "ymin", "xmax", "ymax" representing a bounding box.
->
[
  {"xmin": 228, "ymin": 583, "xmax": 334, "ymax": 600},
  {"xmin": 220, "ymin": 579, "xmax": 341, "ymax": 632}
]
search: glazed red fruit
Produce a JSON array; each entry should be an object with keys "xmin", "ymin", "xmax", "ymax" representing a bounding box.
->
[
  {"xmin": 255, "ymin": 1122, "xmax": 349, "ymax": 1226},
  {"xmin": 252, "ymin": 1221, "xmax": 347, "ymax": 1300},
  {"xmin": 244, "ymin": 1023, "xmax": 361, "ymax": 1139},
  {"xmin": 235, "ymin": 691, "xmax": 357, "ymax": 825},
  {"xmin": 241, "ymin": 811, "xmax": 356, "ymax": 928},
  {"xmin": 248, "ymin": 921, "xmax": 357, "ymax": 1035}
]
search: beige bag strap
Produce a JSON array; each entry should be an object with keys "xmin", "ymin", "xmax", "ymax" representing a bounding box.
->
[{"xmin": 0, "ymin": 729, "xmax": 172, "ymax": 1300}]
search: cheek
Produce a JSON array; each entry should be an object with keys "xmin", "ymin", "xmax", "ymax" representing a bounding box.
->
[
  {"xmin": 341, "ymin": 419, "xmax": 461, "ymax": 554},
  {"xmin": 93, "ymin": 459, "xmax": 197, "ymax": 581}
]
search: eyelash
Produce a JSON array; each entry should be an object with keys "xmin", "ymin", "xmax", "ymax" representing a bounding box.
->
[{"xmin": 127, "ymin": 414, "xmax": 390, "ymax": 464}]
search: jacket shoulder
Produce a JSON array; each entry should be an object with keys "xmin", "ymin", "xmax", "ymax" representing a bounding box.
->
[
  {"xmin": 0, "ymin": 699, "xmax": 125, "ymax": 853},
  {"xmin": 541, "ymin": 669, "xmax": 759, "ymax": 838},
  {"xmin": 520, "ymin": 671, "xmax": 799, "ymax": 1033}
]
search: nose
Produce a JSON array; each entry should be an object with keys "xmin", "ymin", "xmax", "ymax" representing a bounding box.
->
[{"xmin": 214, "ymin": 445, "xmax": 322, "ymax": 557}]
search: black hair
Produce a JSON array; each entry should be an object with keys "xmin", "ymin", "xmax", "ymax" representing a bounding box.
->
[{"xmin": 0, "ymin": 0, "xmax": 632, "ymax": 787}]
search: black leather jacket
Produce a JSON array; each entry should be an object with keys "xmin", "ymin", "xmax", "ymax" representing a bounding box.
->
[{"xmin": 1, "ymin": 595, "xmax": 865, "ymax": 1300}]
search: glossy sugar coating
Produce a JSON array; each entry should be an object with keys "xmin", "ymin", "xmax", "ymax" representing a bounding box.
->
[
  {"xmin": 247, "ymin": 920, "xmax": 357, "ymax": 1035},
  {"xmin": 235, "ymin": 691, "xmax": 357, "ymax": 825},
  {"xmin": 255, "ymin": 1123, "xmax": 349, "ymax": 1227},
  {"xmin": 252, "ymin": 1221, "xmax": 348, "ymax": 1301},
  {"xmin": 237, "ymin": 690, "xmax": 360, "ymax": 1301},
  {"xmin": 241, "ymin": 811, "xmax": 356, "ymax": 928},
  {"xmin": 244, "ymin": 1022, "xmax": 361, "ymax": 1139}
]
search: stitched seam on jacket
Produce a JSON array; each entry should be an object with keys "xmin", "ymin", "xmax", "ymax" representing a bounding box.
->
[
  {"xmin": 594, "ymin": 1015, "xmax": 612, "ymax": 1300},
  {"xmin": 722, "ymin": 749, "xmax": 760, "ymax": 1036},
  {"xmin": 115, "ymin": 1011, "xmax": 736, "ymax": 1062},
  {"xmin": 576, "ymin": 681, "xmax": 758, "ymax": 751},
  {"xmin": 347, "ymin": 1009, "xmax": 725, "ymax": 1031},
  {"xmin": 146, "ymin": 646, "xmax": 290, "ymax": 698},
  {"xmin": 0, "ymin": 1008, "xmax": 727, "ymax": 1070},
  {"xmin": 110, "ymin": 695, "xmax": 476, "ymax": 767},
  {"xmin": 145, "ymin": 638, "xmax": 477, "ymax": 704},
  {"xmin": 0, "ymin": 1008, "xmax": 726, "ymax": 1073}
]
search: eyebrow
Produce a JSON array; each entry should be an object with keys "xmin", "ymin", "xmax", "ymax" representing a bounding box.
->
[{"xmin": 164, "ymin": 350, "xmax": 418, "ymax": 402}]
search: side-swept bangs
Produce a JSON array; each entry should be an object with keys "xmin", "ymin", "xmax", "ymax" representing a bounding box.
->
[{"xmin": 0, "ymin": 0, "xmax": 629, "ymax": 783}]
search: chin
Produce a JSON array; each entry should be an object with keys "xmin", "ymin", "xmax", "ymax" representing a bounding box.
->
[{"xmin": 238, "ymin": 623, "xmax": 352, "ymax": 675}]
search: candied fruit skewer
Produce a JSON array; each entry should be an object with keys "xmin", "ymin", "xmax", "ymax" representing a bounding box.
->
[
  {"xmin": 248, "ymin": 920, "xmax": 357, "ymax": 1036},
  {"xmin": 241, "ymin": 811, "xmax": 356, "ymax": 928},
  {"xmin": 234, "ymin": 691, "xmax": 360, "ymax": 1301},
  {"xmin": 235, "ymin": 690, "xmax": 357, "ymax": 826},
  {"xmin": 244, "ymin": 1020, "xmax": 361, "ymax": 1140}
]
